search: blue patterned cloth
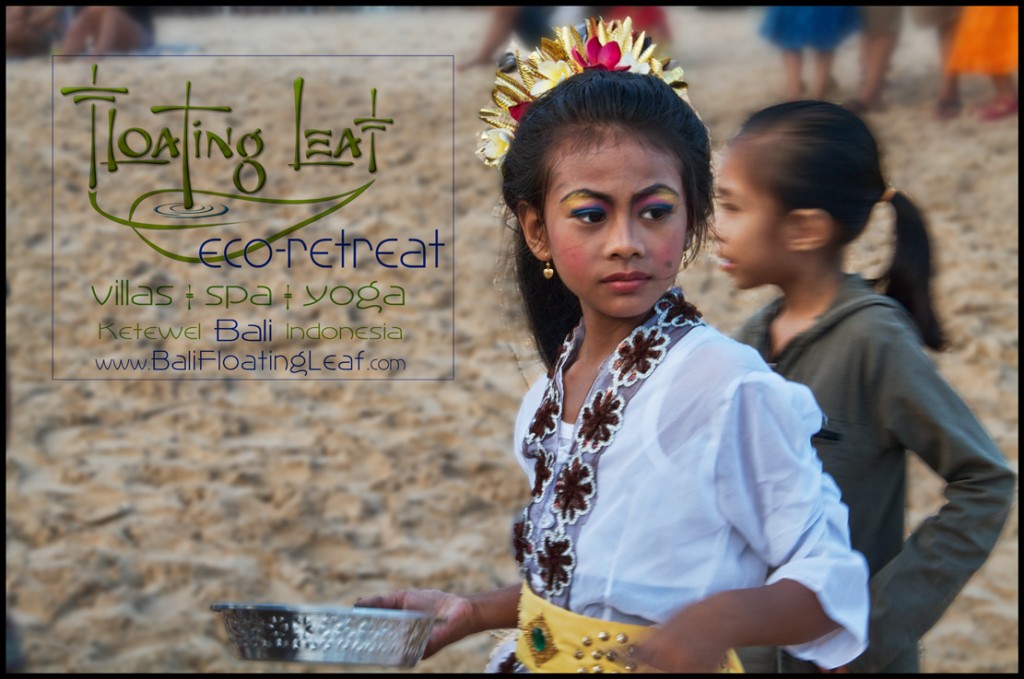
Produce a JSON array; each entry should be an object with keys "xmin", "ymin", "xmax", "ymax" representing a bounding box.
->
[
  {"xmin": 6, "ymin": 613, "xmax": 25, "ymax": 673},
  {"xmin": 760, "ymin": 6, "xmax": 862, "ymax": 51}
]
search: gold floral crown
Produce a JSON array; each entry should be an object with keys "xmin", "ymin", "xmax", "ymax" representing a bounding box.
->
[{"xmin": 476, "ymin": 16, "xmax": 689, "ymax": 168}]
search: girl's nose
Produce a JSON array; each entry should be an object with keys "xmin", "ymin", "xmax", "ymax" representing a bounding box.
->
[{"xmin": 606, "ymin": 217, "xmax": 644, "ymax": 259}]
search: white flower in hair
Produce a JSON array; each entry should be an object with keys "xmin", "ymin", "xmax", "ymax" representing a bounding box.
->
[
  {"xmin": 617, "ymin": 50, "xmax": 651, "ymax": 75},
  {"xmin": 476, "ymin": 128, "xmax": 513, "ymax": 167},
  {"xmin": 529, "ymin": 59, "xmax": 575, "ymax": 97}
]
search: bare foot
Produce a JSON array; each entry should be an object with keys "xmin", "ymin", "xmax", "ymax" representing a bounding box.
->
[
  {"xmin": 978, "ymin": 98, "xmax": 1018, "ymax": 121},
  {"xmin": 934, "ymin": 98, "xmax": 963, "ymax": 121}
]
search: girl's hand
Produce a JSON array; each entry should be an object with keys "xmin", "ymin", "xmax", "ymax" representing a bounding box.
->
[
  {"xmin": 355, "ymin": 589, "xmax": 475, "ymax": 659},
  {"xmin": 631, "ymin": 616, "xmax": 733, "ymax": 673},
  {"xmin": 634, "ymin": 581, "xmax": 844, "ymax": 672}
]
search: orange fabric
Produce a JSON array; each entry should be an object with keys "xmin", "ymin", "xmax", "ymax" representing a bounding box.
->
[{"xmin": 946, "ymin": 6, "xmax": 1018, "ymax": 75}]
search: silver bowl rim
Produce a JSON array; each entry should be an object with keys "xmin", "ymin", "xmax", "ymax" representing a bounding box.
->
[{"xmin": 210, "ymin": 602, "xmax": 439, "ymax": 622}]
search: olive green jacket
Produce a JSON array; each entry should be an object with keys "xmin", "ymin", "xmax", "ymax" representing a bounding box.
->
[{"xmin": 734, "ymin": 274, "xmax": 1015, "ymax": 673}]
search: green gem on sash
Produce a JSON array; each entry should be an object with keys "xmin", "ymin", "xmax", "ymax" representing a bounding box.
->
[
  {"xmin": 522, "ymin": 612, "xmax": 558, "ymax": 665},
  {"xmin": 531, "ymin": 626, "xmax": 546, "ymax": 651}
]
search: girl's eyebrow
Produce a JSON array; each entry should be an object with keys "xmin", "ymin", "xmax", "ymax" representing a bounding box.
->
[{"xmin": 559, "ymin": 184, "xmax": 681, "ymax": 205}]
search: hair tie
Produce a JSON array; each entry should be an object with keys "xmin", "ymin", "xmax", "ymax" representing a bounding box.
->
[{"xmin": 879, "ymin": 186, "xmax": 897, "ymax": 203}]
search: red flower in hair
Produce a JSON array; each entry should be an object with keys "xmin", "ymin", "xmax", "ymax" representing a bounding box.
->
[
  {"xmin": 509, "ymin": 102, "xmax": 529, "ymax": 122},
  {"xmin": 572, "ymin": 37, "xmax": 630, "ymax": 72}
]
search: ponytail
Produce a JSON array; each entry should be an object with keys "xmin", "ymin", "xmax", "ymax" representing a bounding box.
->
[
  {"xmin": 874, "ymin": 191, "xmax": 947, "ymax": 350},
  {"xmin": 730, "ymin": 101, "xmax": 948, "ymax": 351}
]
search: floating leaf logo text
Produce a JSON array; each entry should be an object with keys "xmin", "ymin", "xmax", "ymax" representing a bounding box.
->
[{"xmin": 60, "ymin": 65, "xmax": 392, "ymax": 264}]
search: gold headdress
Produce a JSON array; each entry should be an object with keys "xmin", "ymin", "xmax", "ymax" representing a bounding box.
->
[{"xmin": 476, "ymin": 16, "xmax": 689, "ymax": 168}]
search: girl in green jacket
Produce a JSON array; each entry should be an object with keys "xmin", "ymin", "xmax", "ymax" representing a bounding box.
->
[{"xmin": 713, "ymin": 100, "xmax": 1016, "ymax": 673}]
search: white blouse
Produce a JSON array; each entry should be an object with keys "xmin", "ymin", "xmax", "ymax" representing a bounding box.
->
[{"xmin": 512, "ymin": 323, "xmax": 869, "ymax": 669}]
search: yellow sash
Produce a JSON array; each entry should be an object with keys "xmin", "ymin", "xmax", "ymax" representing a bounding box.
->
[{"xmin": 515, "ymin": 583, "xmax": 743, "ymax": 673}]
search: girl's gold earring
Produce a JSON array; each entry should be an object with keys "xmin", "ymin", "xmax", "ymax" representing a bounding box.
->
[{"xmin": 543, "ymin": 261, "xmax": 554, "ymax": 280}]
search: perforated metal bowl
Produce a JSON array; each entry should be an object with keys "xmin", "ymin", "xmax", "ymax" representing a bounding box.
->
[{"xmin": 211, "ymin": 602, "xmax": 439, "ymax": 667}]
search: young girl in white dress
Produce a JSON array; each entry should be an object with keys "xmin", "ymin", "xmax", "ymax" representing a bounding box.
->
[{"xmin": 357, "ymin": 17, "xmax": 870, "ymax": 673}]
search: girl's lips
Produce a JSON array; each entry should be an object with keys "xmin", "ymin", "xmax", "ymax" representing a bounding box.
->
[
  {"xmin": 601, "ymin": 271, "xmax": 649, "ymax": 282},
  {"xmin": 602, "ymin": 272, "xmax": 650, "ymax": 292}
]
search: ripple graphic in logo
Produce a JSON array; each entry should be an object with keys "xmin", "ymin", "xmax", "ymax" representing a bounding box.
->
[{"xmin": 88, "ymin": 182, "xmax": 374, "ymax": 264}]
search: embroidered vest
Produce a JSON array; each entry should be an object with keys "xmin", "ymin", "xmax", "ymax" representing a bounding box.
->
[{"xmin": 513, "ymin": 288, "xmax": 704, "ymax": 609}]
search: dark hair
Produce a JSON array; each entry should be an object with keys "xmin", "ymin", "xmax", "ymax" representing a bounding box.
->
[
  {"xmin": 500, "ymin": 69, "xmax": 713, "ymax": 368},
  {"xmin": 728, "ymin": 100, "xmax": 947, "ymax": 350}
]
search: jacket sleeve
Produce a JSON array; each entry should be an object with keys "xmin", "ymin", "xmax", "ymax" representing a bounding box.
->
[{"xmin": 848, "ymin": 319, "xmax": 1017, "ymax": 672}]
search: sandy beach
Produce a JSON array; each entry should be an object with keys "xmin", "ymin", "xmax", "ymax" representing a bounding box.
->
[{"xmin": 5, "ymin": 7, "xmax": 1017, "ymax": 673}]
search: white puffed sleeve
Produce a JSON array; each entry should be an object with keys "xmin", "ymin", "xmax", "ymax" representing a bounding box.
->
[{"xmin": 713, "ymin": 371, "xmax": 869, "ymax": 669}]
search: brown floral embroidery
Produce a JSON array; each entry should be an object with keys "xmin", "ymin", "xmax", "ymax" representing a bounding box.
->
[
  {"xmin": 577, "ymin": 388, "xmax": 623, "ymax": 453},
  {"xmin": 658, "ymin": 291, "xmax": 702, "ymax": 326},
  {"xmin": 536, "ymin": 533, "xmax": 575, "ymax": 596},
  {"xmin": 553, "ymin": 457, "xmax": 595, "ymax": 525},
  {"xmin": 497, "ymin": 652, "xmax": 524, "ymax": 673},
  {"xmin": 547, "ymin": 335, "xmax": 576, "ymax": 379},
  {"xmin": 523, "ymin": 445, "xmax": 553, "ymax": 497},
  {"xmin": 516, "ymin": 288, "xmax": 704, "ymax": 604},
  {"xmin": 528, "ymin": 395, "xmax": 559, "ymax": 441},
  {"xmin": 612, "ymin": 328, "xmax": 667, "ymax": 387},
  {"xmin": 513, "ymin": 517, "xmax": 533, "ymax": 570}
]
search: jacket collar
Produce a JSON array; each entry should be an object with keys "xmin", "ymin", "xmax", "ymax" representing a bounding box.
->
[{"xmin": 751, "ymin": 273, "xmax": 907, "ymax": 361}]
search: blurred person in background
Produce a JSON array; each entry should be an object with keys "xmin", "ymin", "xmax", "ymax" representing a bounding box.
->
[
  {"xmin": 913, "ymin": 7, "xmax": 965, "ymax": 120},
  {"xmin": 941, "ymin": 5, "xmax": 1018, "ymax": 121},
  {"xmin": 6, "ymin": 6, "xmax": 65, "ymax": 58},
  {"xmin": 460, "ymin": 7, "xmax": 594, "ymax": 73},
  {"xmin": 716, "ymin": 100, "xmax": 1017, "ymax": 673},
  {"xmin": 759, "ymin": 6, "xmax": 861, "ymax": 102},
  {"xmin": 59, "ymin": 6, "xmax": 155, "ymax": 56},
  {"xmin": 844, "ymin": 6, "xmax": 902, "ymax": 114},
  {"xmin": 843, "ymin": 7, "xmax": 970, "ymax": 120}
]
